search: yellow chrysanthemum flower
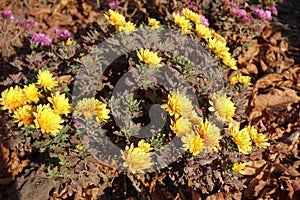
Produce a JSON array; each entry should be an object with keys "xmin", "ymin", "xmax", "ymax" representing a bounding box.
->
[
  {"xmin": 209, "ymin": 94, "xmax": 236, "ymax": 122},
  {"xmin": 210, "ymin": 29, "xmax": 227, "ymax": 44},
  {"xmin": 230, "ymin": 74, "xmax": 251, "ymax": 86},
  {"xmin": 37, "ymin": 70, "xmax": 58, "ymax": 91},
  {"xmin": 182, "ymin": 133, "xmax": 204, "ymax": 156},
  {"xmin": 75, "ymin": 98, "xmax": 110, "ymax": 123},
  {"xmin": 181, "ymin": 8, "xmax": 201, "ymax": 24},
  {"xmin": 243, "ymin": 126, "xmax": 270, "ymax": 148},
  {"xmin": 94, "ymin": 99, "xmax": 110, "ymax": 123},
  {"xmin": 137, "ymin": 48, "xmax": 162, "ymax": 67},
  {"xmin": 195, "ymin": 118, "xmax": 221, "ymax": 152},
  {"xmin": 195, "ymin": 23, "xmax": 211, "ymax": 40},
  {"xmin": 12, "ymin": 105, "xmax": 35, "ymax": 127},
  {"xmin": 23, "ymin": 83, "xmax": 43, "ymax": 104},
  {"xmin": 222, "ymin": 55, "xmax": 238, "ymax": 70},
  {"xmin": 229, "ymin": 123, "xmax": 252, "ymax": 154},
  {"xmin": 116, "ymin": 21, "xmax": 136, "ymax": 34},
  {"xmin": 76, "ymin": 144, "xmax": 84, "ymax": 151},
  {"xmin": 135, "ymin": 140, "xmax": 152, "ymax": 153},
  {"xmin": 0, "ymin": 86, "xmax": 26, "ymax": 113},
  {"xmin": 66, "ymin": 38, "xmax": 73, "ymax": 46},
  {"xmin": 47, "ymin": 91, "xmax": 71, "ymax": 116},
  {"xmin": 207, "ymin": 38, "xmax": 229, "ymax": 55},
  {"xmin": 173, "ymin": 13, "xmax": 192, "ymax": 34},
  {"xmin": 33, "ymin": 104, "xmax": 63, "ymax": 136},
  {"xmin": 122, "ymin": 143, "xmax": 153, "ymax": 174},
  {"xmin": 170, "ymin": 117, "xmax": 193, "ymax": 137},
  {"xmin": 104, "ymin": 9, "xmax": 126, "ymax": 26},
  {"xmin": 232, "ymin": 162, "xmax": 247, "ymax": 174},
  {"xmin": 161, "ymin": 92, "xmax": 193, "ymax": 119},
  {"xmin": 148, "ymin": 17, "xmax": 160, "ymax": 28}
]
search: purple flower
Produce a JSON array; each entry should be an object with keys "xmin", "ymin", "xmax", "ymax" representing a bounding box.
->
[
  {"xmin": 201, "ymin": 15, "xmax": 209, "ymax": 27},
  {"xmin": 30, "ymin": 32, "xmax": 52, "ymax": 46},
  {"xmin": 242, "ymin": 15, "xmax": 255, "ymax": 24},
  {"xmin": 109, "ymin": 0, "xmax": 120, "ymax": 9},
  {"xmin": 238, "ymin": 9, "xmax": 247, "ymax": 18},
  {"xmin": 52, "ymin": 27, "xmax": 73, "ymax": 40},
  {"xmin": 269, "ymin": 6, "xmax": 277, "ymax": 15},
  {"xmin": 230, "ymin": 8, "xmax": 240, "ymax": 18},
  {"xmin": 60, "ymin": 29, "xmax": 72, "ymax": 39},
  {"xmin": 253, "ymin": 8, "xmax": 272, "ymax": 20},
  {"xmin": 230, "ymin": 1, "xmax": 237, "ymax": 8},
  {"xmin": 184, "ymin": 2, "xmax": 194, "ymax": 9},
  {"xmin": 265, "ymin": 10, "xmax": 272, "ymax": 20},
  {"xmin": 16, "ymin": 19, "xmax": 38, "ymax": 31},
  {"xmin": 2, "ymin": 10, "xmax": 14, "ymax": 21}
]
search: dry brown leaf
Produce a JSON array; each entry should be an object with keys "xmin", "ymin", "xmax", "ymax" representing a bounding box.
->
[
  {"xmin": 253, "ymin": 93, "xmax": 300, "ymax": 110},
  {"xmin": 254, "ymin": 180, "xmax": 267, "ymax": 196},
  {"xmin": 206, "ymin": 192, "xmax": 232, "ymax": 200},
  {"xmin": 57, "ymin": 75, "xmax": 72, "ymax": 84}
]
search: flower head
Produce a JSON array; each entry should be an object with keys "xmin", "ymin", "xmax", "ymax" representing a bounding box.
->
[
  {"xmin": 209, "ymin": 94, "xmax": 236, "ymax": 122},
  {"xmin": 116, "ymin": 21, "xmax": 136, "ymax": 34},
  {"xmin": 109, "ymin": 0, "xmax": 121, "ymax": 9},
  {"xmin": 182, "ymin": 133, "xmax": 204, "ymax": 156},
  {"xmin": 173, "ymin": 13, "xmax": 192, "ymax": 34},
  {"xmin": 232, "ymin": 162, "xmax": 247, "ymax": 174},
  {"xmin": 243, "ymin": 126, "xmax": 270, "ymax": 148},
  {"xmin": 170, "ymin": 117, "xmax": 193, "ymax": 137},
  {"xmin": 37, "ymin": 70, "xmax": 58, "ymax": 91},
  {"xmin": 94, "ymin": 99, "xmax": 110, "ymax": 123},
  {"xmin": 47, "ymin": 91, "xmax": 71, "ymax": 116},
  {"xmin": 23, "ymin": 83, "xmax": 43, "ymax": 104},
  {"xmin": 137, "ymin": 48, "xmax": 162, "ymax": 67},
  {"xmin": 33, "ymin": 104, "xmax": 63, "ymax": 136},
  {"xmin": 181, "ymin": 8, "xmax": 201, "ymax": 24},
  {"xmin": 195, "ymin": 23, "xmax": 211, "ymax": 40},
  {"xmin": 104, "ymin": 9, "xmax": 126, "ymax": 26},
  {"xmin": 12, "ymin": 105, "xmax": 35, "ymax": 127},
  {"xmin": 207, "ymin": 37, "xmax": 229, "ymax": 55},
  {"xmin": 148, "ymin": 17, "xmax": 160, "ymax": 28},
  {"xmin": 230, "ymin": 74, "xmax": 251, "ymax": 86},
  {"xmin": 136, "ymin": 140, "xmax": 152, "ymax": 153},
  {"xmin": 201, "ymin": 15, "xmax": 209, "ymax": 27},
  {"xmin": 229, "ymin": 123, "xmax": 252, "ymax": 154},
  {"xmin": 2, "ymin": 10, "xmax": 14, "ymax": 21},
  {"xmin": 195, "ymin": 118, "xmax": 221, "ymax": 152},
  {"xmin": 30, "ymin": 32, "xmax": 52, "ymax": 46},
  {"xmin": 0, "ymin": 86, "xmax": 26, "ymax": 113},
  {"xmin": 161, "ymin": 92, "xmax": 194, "ymax": 119},
  {"xmin": 122, "ymin": 143, "xmax": 153, "ymax": 174}
]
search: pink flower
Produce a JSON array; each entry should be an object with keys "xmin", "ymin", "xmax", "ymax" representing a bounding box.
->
[
  {"xmin": 52, "ymin": 27, "xmax": 73, "ymax": 40},
  {"xmin": 265, "ymin": 10, "xmax": 272, "ymax": 20},
  {"xmin": 201, "ymin": 15, "xmax": 209, "ymax": 27},
  {"xmin": 253, "ymin": 8, "xmax": 272, "ymax": 21},
  {"xmin": 16, "ymin": 19, "xmax": 38, "ymax": 31},
  {"xmin": 30, "ymin": 32, "xmax": 52, "ymax": 46},
  {"xmin": 2, "ymin": 10, "xmax": 14, "ymax": 21},
  {"xmin": 109, "ymin": 0, "xmax": 120, "ymax": 9},
  {"xmin": 238, "ymin": 9, "xmax": 247, "ymax": 18},
  {"xmin": 184, "ymin": 2, "xmax": 194, "ymax": 9},
  {"xmin": 269, "ymin": 6, "xmax": 277, "ymax": 15},
  {"xmin": 230, "ymin": 1, "xmax": 237, "ymax": 8}
]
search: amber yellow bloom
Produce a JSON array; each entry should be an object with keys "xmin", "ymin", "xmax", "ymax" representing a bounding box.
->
[
  {"xmin": 182, "ymin": 133, "xmax": 204, "ymax": 156},
  {"xmin": 210, "ymin": 29, "xmax": 227, "ymax": 44},
  {"xmin": 76, "ymin": 144, "xmax": 84, "ymax": 151},
  {"xmin": 23, "ymin": 83, "xmax": 43, "ymax": 104},
  {"xmin": 135, "ymin": 140, "xmax": 152, "ymax": 153},
  {"xmin": 33, "ymin": 104, "xmax": 63, "ymax": 136},
  {"xmin": 0, "ymin": 86, "xmax": 26, "ymax": 113},
  {"xmin": 117, "ymin": 21, "xmax": 136, "ymax": 34},
  {"xmin": 229, "ymin": 123, "xmax": 252, "ymax": 154},
  {"xmin": 122, "ymin": 143, "xmax": 153, "ymax": 174},
  {"xmin": 137, "ymin": 48, "xmax": 162, "ymax": 67},
  {"xmin": 104, "ymin": 9, "xmax": 126, "ymax": 26},
  {"xmin": 161, "ymin": 92, "xmax": 193, "ymax": 119},
  {"xmin": 232, "ymin": 162, "xmax": 247, "ymax": 174},
  {"xmin": 47, "ymin": 92, "xmax": 71, "ymax": 116},
  {"xmin": 12, "ymin": 105, "xmax": 35, "ymax": 127},
  {"xmin": 170, "ymin": 117, "xmax": 193, "ymax": 137},
  {"xmin": 37, "ymin": 70, "xmax": 58, "ymax": 91},
  {"xmin": 66, "ymin": 38, "xmax": 73, "ymax": 46},
  {"xmin": 222, "ymin": 55, "xmax": 238, "ymax": 70},
  {"xmin": 243, "ymin": 126, "xmax": 270, "ymax": 148},
  {"xmin": 195, "ymin": 118, "xmax": 221, "ymax": 152},
  {"xmin": 173, "ymin": 13, "xmax": 192, "ymax": 34},
  {"xmin": 195, "ymin": 23, "xmax": 211, "ymax": 40},
  {"xmin": 230, "ymin": 74, "xmax": 251, "ymax": 86},
  {"xmin": 148, "ymin": 17, "xmax": 160, "ymax": 28},
  {"xmin": 182, "ymin": 8, "xmax": 201, "ymax": 24},
  {"xmin": 75, "ymin": 98, "xmax": 110, "ymax": 123},
  {"xmin": 207, "ymin": 38, "xmax": 229, "ymax": 55},
  {"xmin": 209, "ymin": 94, "xmax": 236, "ymax": 122},
  {"xmin": 94, "ymin": 99, "xmax": 110, "ymax": 123}
]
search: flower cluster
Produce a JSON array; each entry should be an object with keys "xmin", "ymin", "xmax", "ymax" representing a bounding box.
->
[
  {"xmin": 104, "ymin": 9, "xmax": 136, "ymax": 34},
  {"xmin": 230, "ymin": 74, "xmax": 252, "ymax": 86},
  {"xmin": 0, "ymin": 69, "xmax": 71, "ymax": 136},
  {"xmin": 53, "ymin": 26, "xmax": 73, "ymax": 40},
  {"xmin": 30, "ymin": 32, "xmax": 52, "ymax": 47}
]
